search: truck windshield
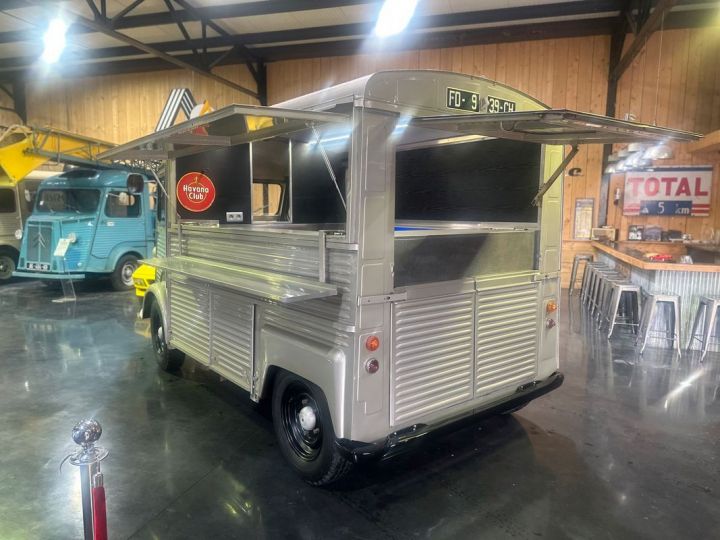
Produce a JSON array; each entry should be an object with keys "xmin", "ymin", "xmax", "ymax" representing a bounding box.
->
[{"xmin": 36, "ymin": 189, "xmax": 101, "ymax": 214}]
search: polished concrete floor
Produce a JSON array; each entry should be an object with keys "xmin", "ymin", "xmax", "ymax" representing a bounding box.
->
[{"xmin": 1, "ymin": 281, "xmax": 719, "ymax": 539}]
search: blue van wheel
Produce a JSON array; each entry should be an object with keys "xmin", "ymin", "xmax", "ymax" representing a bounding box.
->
[{"xmin": 110, "ymin": 254, "xmax": 138, "ymax": 291}]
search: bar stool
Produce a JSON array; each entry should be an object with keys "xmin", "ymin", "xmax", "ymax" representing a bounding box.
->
[
  {"xmin": 581, "ymin": 262, "xmax": 609, "ymax": 305},
  {"xmin": 589, "ymin": 268, "xmax": 623, "ymax": 316},
  {"xmin": 686, "ymin": 296, "xmax": 720, "ymax": 359},
  {"xmin": 636, "ymin": 293, "xmax": 682, "ymax": 356},
  {"xmin": 569, "ymin": 253, "xmax": 594, "ymax": 296},
  {"xmin": 596, "ymin": 274, "xmax": 629, "ymax": 325},
  {"xmin": 606, "ymin": 282, "xmax": 642, "ymax": 338}
]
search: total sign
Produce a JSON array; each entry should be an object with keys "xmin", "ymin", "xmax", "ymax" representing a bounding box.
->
[
  {"xmin": 623, "ymin": 166, "xmax": 713, "ymax": 217},
  {"xmin": 177, "ymin": 172, "xmax": 216, "ymax": 212}
]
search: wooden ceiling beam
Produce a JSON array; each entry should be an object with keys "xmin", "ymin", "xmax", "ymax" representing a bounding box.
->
[{"xmin": 610, "ymin": 0, "xmax": 678, "ymax": 82}]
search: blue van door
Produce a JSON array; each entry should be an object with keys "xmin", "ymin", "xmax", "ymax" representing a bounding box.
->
[{"xmin": 91, "ymin": 190, "xmax": 146, "ymax": 263}]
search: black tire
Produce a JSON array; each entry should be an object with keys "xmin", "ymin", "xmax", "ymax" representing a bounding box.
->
[
  {"xmin": 272, "ymin": 372, "xmax": 353, "ymax": 486},
  {"xmin": 150, "ymin": 301, "xmax": 185, "ymax": 371},
  {"xmin": 0, "ymin": 248, "xmax": 17, "ymax": 281},
  {"xmin": 110, "ymin": 254, "xmax": 138, "ymax": 291}
]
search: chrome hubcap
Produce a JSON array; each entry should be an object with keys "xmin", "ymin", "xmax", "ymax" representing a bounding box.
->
[
  {"xmin": 0, "ymin": 256, "xmax": 14, "ymax": 279},
  {"xmin": 298, "ymin": 405, "xmax": 317, "ymax": 431},
  {"xmin": 121, "ymin": 262, "xmax": 136, "ymax": 286}
]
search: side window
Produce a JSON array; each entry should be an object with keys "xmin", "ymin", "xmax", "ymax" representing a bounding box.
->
[
  {"xmin": 105, "ymin": 191, "xmax": 141, "ymax": 218},
  {"xmin": 0, "ymin": 188, "xmax": 16, "ymax": 213}
]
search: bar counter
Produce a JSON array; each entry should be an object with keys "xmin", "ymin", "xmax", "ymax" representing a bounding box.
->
[{"xmin": 590, "ymin": 241, "xmax": 720, "ymax": 340}]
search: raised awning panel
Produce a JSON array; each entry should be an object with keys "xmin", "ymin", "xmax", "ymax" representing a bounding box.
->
[
  {"xmin": 98, "ymin": 104, "xmax": 349, "ymax": 161},
  {"xmin": 411, "ymin": 109, "xmax": 701, "ymax": 145},
  {"xmin": 143, "ymin": 256, "xmax": 338, "ymax": 303}
]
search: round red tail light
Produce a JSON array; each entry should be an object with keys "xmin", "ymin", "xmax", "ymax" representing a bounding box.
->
[{"xmin": 365, "ymin": 335, "xmax": 380, "ymax": 352}]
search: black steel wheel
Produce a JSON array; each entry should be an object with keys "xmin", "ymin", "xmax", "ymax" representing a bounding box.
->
[
  {"xmin": 150, "ymin": 301, "xmax": 184, "ymax": 372},
  {"xmin": 0, "ymin": 249, "xmax": 17, "ymax": 281},
  {"xmin": 272, "ymin": 372, "xmax": 352, "ymax": 485}
]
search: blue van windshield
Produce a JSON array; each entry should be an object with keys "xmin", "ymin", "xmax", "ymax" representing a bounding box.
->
[{"xmin": 36, "ymin": 189, "xmax": 101, "ymax": 214}]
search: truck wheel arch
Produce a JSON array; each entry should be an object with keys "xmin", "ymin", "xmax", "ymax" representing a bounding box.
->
[{"xmin": 255, "ymin": 326, "xmax": 347, "ymax": 438}]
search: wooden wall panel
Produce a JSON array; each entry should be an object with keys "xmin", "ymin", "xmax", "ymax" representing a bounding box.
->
[
  {"xmin": 268, "ymin": 35, "xmax": 611, "ymax": 287},
  {"xmin": 23, "ymin": 64, "xmax": 258, "ymax": 144},
  {"xmin": 611, "ymin": 27, "xmax": 720, "ymax": 243}
]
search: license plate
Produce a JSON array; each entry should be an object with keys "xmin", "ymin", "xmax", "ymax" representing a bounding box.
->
[
  {"xmin": 487, "ymin": 95, "xmax": 516, "ymax": 113},
  {"xmin": 27, "ymin": 262, "xmax": 50, "ymax": 271},
  {"xmin": 446, "ymin": 87, "xmax": 482, "ymax": 112}
]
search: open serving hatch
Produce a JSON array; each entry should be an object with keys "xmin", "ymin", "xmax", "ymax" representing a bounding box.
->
[
  {"xmin": 98, "ymin": 104, "xmax": 349, "ymax": 161},
  {"xmin": 411, "ymin": 109, "xmax": 700, "ymax": 145},
  {"xmin": 412, "ymin": 109, "xmax": 701, "ymax": 205}
]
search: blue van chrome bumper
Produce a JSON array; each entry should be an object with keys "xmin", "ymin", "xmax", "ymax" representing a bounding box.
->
[{"xmin": 13, "ymin": 271, "xmax": 86, "ymax": 280}]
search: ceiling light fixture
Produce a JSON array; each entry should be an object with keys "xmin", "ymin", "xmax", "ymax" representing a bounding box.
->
[
  {"xmin": 41, "ymin": 18, "xmax": 67, "ymax": 64},
  {"xmin": 374, "ymin": 0, "xmax": 419, "ymax": 37}
]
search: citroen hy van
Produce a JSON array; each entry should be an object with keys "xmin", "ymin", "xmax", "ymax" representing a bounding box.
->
[
  {"xmin": 13, "ymin": 168, "xmax": 155, "ymax": 290},
  {"xmin": 100, "ymin": 70, "xmax": 697, "ymax": 484}
]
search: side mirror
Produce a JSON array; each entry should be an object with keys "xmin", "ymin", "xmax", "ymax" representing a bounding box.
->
[{"xmin": 127, "ymin": 173, "xmax": 144, "ymax": 194}]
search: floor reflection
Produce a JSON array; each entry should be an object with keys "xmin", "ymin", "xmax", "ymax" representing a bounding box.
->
[{"xmin": 1, "ymin": 283, "xmax": 719, "ymax": 539}]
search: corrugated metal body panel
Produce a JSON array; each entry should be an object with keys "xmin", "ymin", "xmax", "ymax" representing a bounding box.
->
[
  {"xmin": 168, "ymin": 276, "xmax": 211, "ymax": 364},
  {"xmin": 475, "ymin": 283, "xmax": 539, "ymax": 397},
  {"xmin": 0, "ymin": 212, "xmax": 18, "ymax": 235},
  {"xmin": 210, "ymin": 291, "xmax": 254, "ymax": 390},
  {"xmin": 391, "ymin": 293, "xmax": 475, "ymax": 426},
  {"xmin": 156, "ymin": 225, "xmax": 167, "ymax": 257},
  {"xmin": 169, "ymin": 228, "xmax": 356, "ymax": 324},
  {"xmin": 58, "ymin": 219, "xmax": 94, "ymax": 270},
  {"xmin": 262, "ymin": 305, "xmax": 351, "ymax": 349}
]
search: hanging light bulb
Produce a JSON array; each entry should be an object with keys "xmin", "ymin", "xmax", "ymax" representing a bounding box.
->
[
  {"xmin": 374, "ymin": 0, "xmax": 419, "ymax": 37},
  {"xmin": 41, "ymin": 18, "xmax": 67, "ymax": 64}
]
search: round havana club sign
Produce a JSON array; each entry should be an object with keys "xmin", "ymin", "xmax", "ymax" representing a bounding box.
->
[{"xmin": 177, "ymin": 171, "xmax": 216, "ymax": 212}]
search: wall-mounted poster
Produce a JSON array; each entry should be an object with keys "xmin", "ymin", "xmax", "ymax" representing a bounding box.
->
[
  {"xmin": 574, "ymin": 198, "xmax": 594, "ymax": 240},
  {"xmin": 623, "ymin": 166, "xmax": 713, "ymax": 216}
]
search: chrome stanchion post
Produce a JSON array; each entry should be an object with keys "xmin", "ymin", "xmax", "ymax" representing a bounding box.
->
[{"xmin": 69, "ymin": 419, "xmax": 108, "ymax": 540}]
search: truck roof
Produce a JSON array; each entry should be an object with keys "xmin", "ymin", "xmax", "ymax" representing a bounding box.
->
[{"xmin": 39, "ymin": 168, "xmax": 143, "ymax": 189}]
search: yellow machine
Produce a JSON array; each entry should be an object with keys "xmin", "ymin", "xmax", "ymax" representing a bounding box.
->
[
  {"xmin": 132, "ymin": 264, "xmax": 156, "ymax": 297},
  {"xmin": 0, "ymin": 125, "xmax": 115, "ymax": 280}
]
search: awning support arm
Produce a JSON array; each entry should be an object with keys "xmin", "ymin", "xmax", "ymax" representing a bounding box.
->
[
  {"xmin": 311, "ymin": 125, "xmax": 347, "ymax": 211},
  {"xmin": 532, "ymin": 145, "xmax": 578, "ymax": 207}
]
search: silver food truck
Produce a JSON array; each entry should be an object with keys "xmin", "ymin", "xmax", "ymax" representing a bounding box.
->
[{"xmin": 99, "ymin": 71, "xmax": 697, "ymax": 484}]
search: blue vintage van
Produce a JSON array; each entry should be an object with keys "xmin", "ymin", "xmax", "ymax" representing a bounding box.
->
[{"xmin": 13, "ymin": 168, "xmax": 155, "ymax": 290}]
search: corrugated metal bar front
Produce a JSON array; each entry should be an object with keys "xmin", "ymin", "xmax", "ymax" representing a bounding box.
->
[
  {"xmin": 391, "ymin": 293, "xmax": 475, "ymax": 426},
  {"xmin": 475, "ymin": 282, "xmax": 539, "ymax": 397},
  {"xmin": 168, "ymin": 275, "xmax": 211, "ymax": 364},
  {"xmin": 210, "ymin": 291, "xmax": 254, "ymax": 391}
]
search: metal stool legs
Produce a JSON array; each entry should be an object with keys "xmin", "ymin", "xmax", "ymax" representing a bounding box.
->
[
  {"xmin": 607, "ymin": 283, "xmax": 641, "ymax": 338},
  {"xmin": 636, "ymin": 294, "xmax": 682, "ymax": 356},
  {"xmin": 569, "ymin": 253, "xmax": 593, "ymax": 296},
  {"xmin": 687, "ymin": 297, "xmax": 720, "ymax": 359}
]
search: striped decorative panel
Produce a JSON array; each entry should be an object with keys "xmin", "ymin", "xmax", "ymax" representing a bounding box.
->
[
  {"xmin": 210, "ymin": 291, "xmax": 254, "ymax": 391},
  {"xmin": 475, "ymin": 283, "xmax": 539, "ymax": 397},
  {"xmin": 168, "ymin": 277, "xmax": 211, "ymax": 364},
  {"xmin": 391, "ymin": 293, "xmax": 475, "ymax": 426},
  {"xmin": 25, "ymin": 221, "xmax": 53, "ymax": 264}
]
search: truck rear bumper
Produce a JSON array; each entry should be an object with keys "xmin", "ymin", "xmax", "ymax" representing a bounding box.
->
[
  {"xmin": 336, "ymin": 371, "xmax": 564, "ymax": 464},
  {"xmin": 13, "ymin": 271, "xmax": 86, "ymax": 280}
]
